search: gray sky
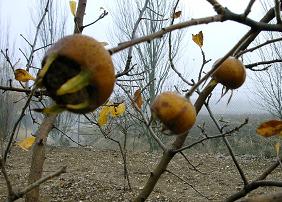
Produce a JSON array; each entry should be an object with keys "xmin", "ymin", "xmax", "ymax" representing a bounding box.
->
[{"xmin": 0, "ymin": 0, "xmax": 268, "ymax": 114}]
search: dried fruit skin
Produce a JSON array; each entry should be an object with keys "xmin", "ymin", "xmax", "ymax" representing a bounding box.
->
[
  {"xmin": 41, "ymin": 34, "xmax": 115, "ymax": 113},
  {"xmin": 151, "ymin": 92, "xmax": 196, "ymax": 134},
  {"xmin": 212, "ymin": 57, "xmax": 246, "ymax": 89}
]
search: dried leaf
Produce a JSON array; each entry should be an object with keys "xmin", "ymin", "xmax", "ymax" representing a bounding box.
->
[
  {"xmin": 256, "ymin": 120, "xmax": 282, "ymax": 137},
  {"xmin": 172, "ymin": 11, "xmax": 182, "ymax": 19},
  {"xmin": 133, "ymin": 89, "xmax": 143, "ymax": 109},
  {"xmin": 111, "ymin": 103, "xmax": 126, "ymax": 117},
  {"xmin": 14, "ymin": 69, "xmax": 36, "ymax": 82},
  {"xmin": 17, "ymin": 136, "xmax": 36, "ymax": 151},
  {"xmin": 69, "ymin": 0, "xmax": 77, "ymax": 17},
  {"xmin": 98, "ymin": 102, "xmax": 112, "ymax": 126},
  {"xmin": 98, "ymin": 102, "xmax": 126, "ymax": 126},
  {"xmin": 192, "ymin": 31, "xmax": 203, "ymax": 48}
]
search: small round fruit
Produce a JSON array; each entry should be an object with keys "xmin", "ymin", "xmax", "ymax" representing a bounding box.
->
[
  {"xmin": 41, "ymin": 34, "xmax": 115, "ymax": 113},
  {"xmin": 151, "ymin": 92, "xmax": 196, "ymax": 134},
  {"xmin": 212, "ymin": 56, "xmax": 246, "ymax": 89}
]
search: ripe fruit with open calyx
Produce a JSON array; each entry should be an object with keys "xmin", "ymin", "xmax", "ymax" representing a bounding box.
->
[
  {"xmin": 38, "ymin": 34, "xmax": 115, "ymax": 114},
  {"xmin": 212, "ymin": 56, "xmax": 246, "ymax": 89},
  {"xmin": 151, "ymin": 92, "xmax": 196, "ymax": 135}
]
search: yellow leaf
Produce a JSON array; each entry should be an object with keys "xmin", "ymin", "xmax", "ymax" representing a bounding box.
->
[
  {"xmin": 69, "ymin": 0, "xmax": 77, "ymax": 17},
  {"xmin": 275, "ymin": 142, "xmax": 281, "ymax": 156},
  {"xmin": 172, "ymin": 11, "xmax": 182, "ymax": 19},
  {"xmin": 14, "ymin": 69, "xmax": 36, "ymax": 82},
  {"xmin": 98, "ymin": 102, "xmax": 112, "ymax": 126},
  {"xmin": 111, "ymin": 103, "xmax": 126, "ymax": 117},
  {"xmin": 17, "ymin": 136, "xmax": 36, "ymax": 151},
  {"xmin": 192, "ymin": 31, "xmax": 203, "ymax": 48},
  {"xmin": 133, "ymin": 89, "xmax": 143, "ymax": 109},
  {"xmin": 98, "ymin": 102, "xmax": 126, "ymax": 126},
  {"xmin": 256, "ymin": 120, "xmax": 282, "ymax": 137}
]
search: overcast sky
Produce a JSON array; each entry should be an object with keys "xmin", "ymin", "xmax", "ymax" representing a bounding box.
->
[{"xmin": 0, "ymin": 0, "xmax": 269, "ymax": 114}]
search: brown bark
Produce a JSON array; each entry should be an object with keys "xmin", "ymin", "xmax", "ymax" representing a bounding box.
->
[
  {"xmin": 74, "ymin": 0, "xmax": 87, "ymax": 33},
  {"xmin": 25, "ymin": 114, "xmax": 57, "ymax": 202},
  {"xmin": 25, "ymin": 1, "xmax": 87, "ymax": 201}
]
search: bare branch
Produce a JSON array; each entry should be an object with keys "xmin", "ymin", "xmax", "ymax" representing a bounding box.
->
[
  {"xmin": 206, "ymin": 0, "xmax": 225, "ymax": 14},
  {"xmin": 0, "ymin": 85, "xmax": 47, "ymax": 96},
  {"xmin": 26, "ymin": 0, "xmax": 50, "ymax": 71},
  {"xmin": 274, "ymin": 0, "xmax": 282, "ymax": 23},
  {"xmin": 205, "ymin": 104, "xmax": 248, "ymax": 185},
  {"xmin": 225, "ymin": 180, "xmax": 282, "ymax": 202},
  {"xmin": 245, "ymin": 59, "xmax": 282, "ymax": 69},
  {"xmin": 0, "ymin": 158, "xmax": 15, "ymax": 200},
  {"xmin": 165, "ymin": 169, "xmax": 210, "ymax": 200},
  {"xmin": 174, "ymin": 118, "xmax": 248, "ymax": 153},
  {"xmin": 243, "ymin": 0, "xmax": 256, "ymax": 17},
  {"xmin": 110, "ymin": 15, "xmax": 223, "ymax": 55},
  {"xmin": 116, "ymin": 0, "xmax": 150, "ymax": 78},
  {"xmin": 9, "ymin": 166, "xmax": 66, "ymax": 201},
  {"xmin": 82, "ymin": 10, "xmax": 108, "ymax": 30},
  {"xmin": 118, "ymin": 84, "xmax": 167, "ymax": 151},
  {"xmin": 237, "ymin": 36, "xmax": 282, "ymax": 56},
  {"xmin": 3, "ymin": 84, "xmax": 39, "ymax": 162}
]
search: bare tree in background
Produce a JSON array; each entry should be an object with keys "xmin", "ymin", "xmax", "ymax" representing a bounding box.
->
[
  {"xmin": 32, "ymin": 0, "xmax": 78, "ymax": 146},
  {"xmin": 112, "ymin": 0, "xmax": 184, "ymax": 101},
  {"xmin": 251, "ymin": 1, "xmax": 282, "ymax": 118},
  {"xmin": 0, "ymin": 9, "xmax": 17, "ymax": 146},
  {"xmin": 110, "ymin": 0, "xmax": 186, "ymax": 150}
]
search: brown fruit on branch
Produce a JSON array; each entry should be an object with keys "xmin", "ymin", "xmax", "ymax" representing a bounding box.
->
[
  {"xmin": 151, "ymin": 92, "xmax": 196, "ymax": 134},
  {"xmin": 40, "ymin": 34, "xmax": 115, "ymax": 114},
  {"xmin": 212, "ymin": 56, "xmax": 246, "ymax": 89}
]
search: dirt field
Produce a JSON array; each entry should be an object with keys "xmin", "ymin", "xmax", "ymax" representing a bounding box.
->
[{"xmin": 1, "ymin": 146, "xmax": 282, "ymax": 201}]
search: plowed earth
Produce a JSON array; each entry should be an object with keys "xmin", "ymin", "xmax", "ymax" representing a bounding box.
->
[{"xmin": 1, "ymin": 146, "xmax": 282, "ymax": 201}]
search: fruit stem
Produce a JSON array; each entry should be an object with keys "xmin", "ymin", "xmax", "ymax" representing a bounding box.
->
[{"xmin": 56, "ymin": 69, "xmax": 91, "ymax": 95}]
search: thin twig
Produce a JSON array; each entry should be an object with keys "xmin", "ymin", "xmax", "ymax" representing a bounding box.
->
[
  {"xmin": 82, "ymin": 10, "xmax": 108, "ymax": 29},
  {"xmin": 168, "ymin": 0, "xmax": 193, "ymax": 86},
  {"xmin": 4, "ymin": 84, "xmax": 39, "ymax": 162},
  {"xmin": 179, "ymin": 151, "xmax": 206, "ymax": 174},
  {"xmin": 116, "ymin": 0, "xmax": 150, "ymax": 78},
  {"xmin": 165, "ymin": 169, "xmax": 210, "ymax": 200},
  {"xmin": 83, "ymin": 115, "xmax": 132, "ymax": 190},
  {"xmin": 118, "ymin": 84, "xmax": 167, "ymax": 151},
  {"xmin": 237, "ymin": 36, "xmax": 282, "ymax": 57},
  {"xmin": 205, "ymin": 104, "xmax": 249, "ymax": 186},
  {"xmin": 174, "ymin": 119, "xmax": 248, "ymax": 153},
  {"xmin": 52, "ymin": 126, "xmax": 84, "ymax": 147},
  {"xmin": 0, "ymin": 158, "xmax": 15, "ymax": 199},
  {"xmin": 26, "ymin": 0, "xmax": 50, "ymax": 71},
  {"xmin": 245, "ymin": 59, "xmax": 282, "ymax": 69},
  {"xmin": 9, "ymin": 166, "xmax": 66, "ymax": 201}
]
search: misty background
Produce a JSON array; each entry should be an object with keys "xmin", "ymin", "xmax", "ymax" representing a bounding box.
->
[{"xmin": 0, "ymin": 0, "xmax": 270, "ymax": 115}]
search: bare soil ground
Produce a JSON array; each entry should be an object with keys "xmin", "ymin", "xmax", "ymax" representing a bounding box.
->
[{"xmin": 1, "ymin": 146, "xmax": 282, "ymax": 201}]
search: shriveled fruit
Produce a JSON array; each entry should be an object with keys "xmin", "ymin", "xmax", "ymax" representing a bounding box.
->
[
  {"xmin": 212, "ymin": 56, "xmax": 246, "ymax": 89},
  {"xmin": 151, "ymin": 92, "xmax": 196, "ymax": 134},
  {"xmin": 39, "ymin": 34, "xmax": 115, "ymax": 114}
]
